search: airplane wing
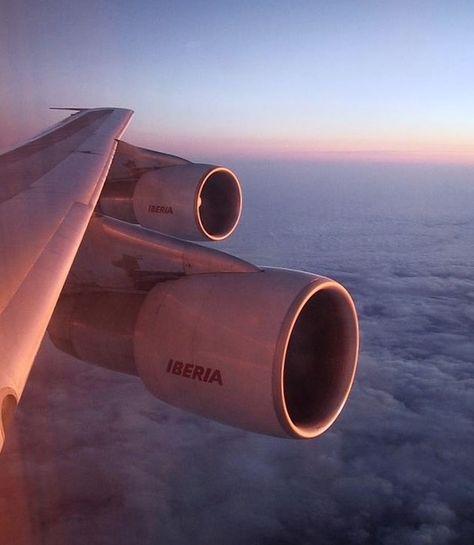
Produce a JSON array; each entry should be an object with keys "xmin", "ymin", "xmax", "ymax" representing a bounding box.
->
[{"xmin": 0, "ymin": 108, "xmax": 133, "ymax": 450}]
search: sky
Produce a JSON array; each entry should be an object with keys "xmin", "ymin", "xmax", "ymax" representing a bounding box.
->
[{"xmin": 1, "ymin": 0, "xmax": 474, "ymax": 162}]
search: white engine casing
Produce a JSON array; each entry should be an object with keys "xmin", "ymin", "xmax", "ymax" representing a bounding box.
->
[
  {"xmin": 100, "ymin": 163, "xmax": 242, "ymax": 241},
  {"xmin": 133, "ymin": 164, "xmax": 242, "ymax": 241},
  {"xmin": 134, "ymin": 268, "xmax": 359, "ymax": 439}
]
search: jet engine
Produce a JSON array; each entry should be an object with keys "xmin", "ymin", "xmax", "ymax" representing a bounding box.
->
[
  {"xmin": 99, "ymin": 142, "xmax": 242, "ymax": 241},
  {"xmin": 49, "ymin": 268, "xmax": 358, "ymax": 439}
]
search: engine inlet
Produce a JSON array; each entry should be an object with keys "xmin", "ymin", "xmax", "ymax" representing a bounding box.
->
[
  {"xmin": 197, "ymin": 168, "xmax": 242, "ymax": 240},
  {"xmin": 281, "ymin": 282, "xmax": 359, "ymax": 438}
]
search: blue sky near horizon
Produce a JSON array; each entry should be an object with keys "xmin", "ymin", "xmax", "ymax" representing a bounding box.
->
[{"xmin": 2, "ymin": 0, "xmax": 474, "ymax": 162}]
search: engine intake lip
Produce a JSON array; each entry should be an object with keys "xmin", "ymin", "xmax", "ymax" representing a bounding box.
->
[
  {"xmin": 275, "ymin": 278, "xmax": 359, "ymax": 439},
  {"xmin": 195, "ymin": 167, "xmax": 242, "ymax": 241}
]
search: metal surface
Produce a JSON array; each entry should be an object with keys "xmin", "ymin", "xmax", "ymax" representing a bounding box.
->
[
  {"xmin": 0, "ymin": 108, "xmax": 133, "ymax": 451},
  {"xmin": 134, "ymin": 268, "xmax": 359, "ymax": 438},
  {"xmin": 49, "ymin": 291, "xmax": 144, "ymax": 376},
  {"xmin": 65, "ymin": 214, "xmax": 259, "ymax": 293},
  {"xmin": 50, "ymin": 266, "xmax": 359, "ymax": 439},
  {"xmin": 99, "ymin": 140, "xmax": 190, "ymax": 223},
  {"xmin": 133, "ymin": 164, "xmax": 242, "ymax": 240},
  {"xmin": 100, "ymin": 155, "xmax": 242, "ymax": 241}
]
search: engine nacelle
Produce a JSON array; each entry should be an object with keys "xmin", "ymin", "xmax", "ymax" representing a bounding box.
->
[
  {"xmin": 49, "ymin": 269, "xmax": 359, "ymax": 439},
  {"xmin": 99, "ymin": 164, "xmax": 242, "ymax": 241}
]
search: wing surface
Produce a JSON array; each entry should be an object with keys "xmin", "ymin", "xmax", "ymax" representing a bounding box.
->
[{"xmin": 0, "ymin": 108, "xmax": 133, "ymax": 450}]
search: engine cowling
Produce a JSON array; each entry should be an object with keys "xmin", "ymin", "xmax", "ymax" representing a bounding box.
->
[
  {"xmin": 99, "ymin": 163, "xmax": 242, "ymax": 241},
  {"xmin": 49, "ymin": 268, "xmax": 359, "ymax": 439}
]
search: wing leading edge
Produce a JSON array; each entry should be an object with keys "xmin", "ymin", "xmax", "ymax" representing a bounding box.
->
[{"xmin": 0, "ymin": 108, "xmax": 133, "ymax": 451}]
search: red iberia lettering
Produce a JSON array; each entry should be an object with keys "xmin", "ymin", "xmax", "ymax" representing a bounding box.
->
[
  {"xmin": 192, "ymin": 366, "xmax": 204, "ymax": 381},
  {"xmin": 183, "ymin": 363, "xmax": 193, "ymax": 378},
  {"xmin": 172, "ymin": 361, "xmax": 183, "ymax": 375},
  {"xmin": 148, "ymin": 204, "xmax": 174, "ymax": 214},
  {"xmin": 165, "ymin": 359, "xmax": 223, "ymax": 386},
  {"xmin": 208, "ymin": 369, "xmax": 223, "ymax": 385}
]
